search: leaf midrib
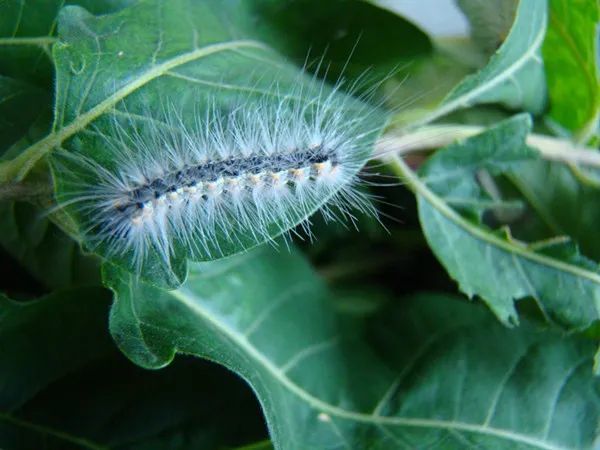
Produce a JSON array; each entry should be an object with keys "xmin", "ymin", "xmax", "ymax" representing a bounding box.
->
[
  {"xmin": 0, "ymin": 39, "xmax": 268, "ymax": 182},
  {"xmin": 412, "ymin": 0, "xmax": 546, "ymax": 127},
  {"xmin": 0, "ymin": 36, "xmax": 57, "ymax": 46},
  {"xmin": 0, "ymin": 411, "xmax": 107, "ymax": 450},
  {"xmin": 169, "ymin": 288, "xmax": 568, "ymax": 450},
  {"xmin": 392, "ymin": 154, "xmax": 600, "ymax": 289}
]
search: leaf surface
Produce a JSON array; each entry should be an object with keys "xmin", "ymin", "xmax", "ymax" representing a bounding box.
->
[
  {"xmin": 456, "ymin": 0, "xmax": 518, "ymax": 55},
  {"xmin": 26, "ymin": 0, "xmax": 387, "ymax": 287},
  {"xmin": 0, "ymin": 289, "xmax": 269, "ymax": 449},
  {"xmin": 0, "ymin": 201, "xmax": 100, "ymax": 289},
  {"xmin": 392, "ymin": 115, "xmax": 600, "ymax": 330},
  {"xmin": 107, "ymin": 246, "xmax": 600, "ymax": 450},
  {"xmin": 421, "ymin": 0, "xmax": 547, "ymax": 125},
  {"xmin": 508, "ymin": 161, "xmax": 600, "ymax": 263},
  {"xmin": 542, "ymin": 0, "xmax": 599, "ymax": 138},
  {"xmin": 0, "ymin": 0, "xmax": 136, "ymax": 85},
  {"xmin": 249, "ymin": 0, "xmax": 432, "ymax": 84},
  {"xmin": 0, "ymin": 105, "xmax": 100, "ymax": 290},
  {"xmin": 0, "ymin": 288, "xmax": 112, "ymax": 410},
  {"xmin": 0, "ymin": 75, "xmax": 49, "ymax": 154}
]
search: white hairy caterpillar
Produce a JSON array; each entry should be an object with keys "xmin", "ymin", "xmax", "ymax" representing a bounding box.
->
[{"xmin": 52, "ymin": 70, "xmax": 388, "ymax": 280}]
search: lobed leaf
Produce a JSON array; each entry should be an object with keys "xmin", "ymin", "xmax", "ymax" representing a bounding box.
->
[
  {"xmin": 107, "ymin": 246, "xmax": 600, "ymax": 450},
  {"xmin": 392, "ymin": 115, "xmax": 600, "ymax": 330}
]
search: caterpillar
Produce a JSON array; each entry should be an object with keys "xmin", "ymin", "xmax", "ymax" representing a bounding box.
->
[{"xmin": 52, "ymin": 72, "xmax": 388, "ymax": 280}]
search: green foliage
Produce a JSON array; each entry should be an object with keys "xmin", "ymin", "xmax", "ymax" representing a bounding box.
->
[
  {"xmin": 455, "ymin": 0, "xmax": 518, "ymax": 55},
  {"xmin": 0, "ymin": 288, "xmax": 113, "ymax": 410},
  {"xmin": 0, "ymin": 289, "xmax": 270, "ymax": 449},
  {"xmin": 415, "ymin": 0, "xmax": 548, "ymax": 127},
  {"xmin": 0, "ymin": 201, "xmax": 100, "ymax": 289},
  {"xmin": 107, "ymin": 247, "xmax": 599, "ymax": 450},
  {"xmin": 397, "ymin": 115, "xmax": 600, "ymax": 330},
  {"xmin": 0, "ymin": 76, "xmax": 48, "ymax": 154},
  {"xmin": 0, "ymin": 0, "xmax": 136, "ymax": 85},
  {"xmin": 0, "ymin": 0, "xmax": 599, "ymax": 448},
  {"xmin": 46, "ymin": 0, "xmax": 387, "ymax": 285},
  {"xmin": 249, "ymin": 0, "xmax": 432, "ymax": 83},
  {"xmin": 542, "ymin": 0, "xmax": 600, "ymax": 139},
  {"xmin": 508, "ymin": 161, "xmax": 600, "ymax": 261}
]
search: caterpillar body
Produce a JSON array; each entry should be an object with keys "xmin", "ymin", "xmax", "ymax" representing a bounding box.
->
[{"xmin": 53, "ymin": 75, "xmax": 387, "ymax": 281}]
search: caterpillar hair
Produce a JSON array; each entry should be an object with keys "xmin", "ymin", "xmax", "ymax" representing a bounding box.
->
[{"xmin": 52, "ymin": 64, "xmax": 390, "ymax": 279}]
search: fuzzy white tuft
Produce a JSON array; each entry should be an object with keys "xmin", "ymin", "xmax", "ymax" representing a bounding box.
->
[{"xmin": 54, "ymin": 77, "xmax": 386, "ymax": 273}]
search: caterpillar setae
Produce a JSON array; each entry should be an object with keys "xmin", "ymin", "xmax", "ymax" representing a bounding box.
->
[{"xmin": 52, "ymin": 70, "xmax": 388, "ymax": 279}]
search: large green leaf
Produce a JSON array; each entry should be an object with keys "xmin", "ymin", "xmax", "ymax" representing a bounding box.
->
[
  {"xmin": 107, "ymin": 246, "xmax": 600, "ymax": 450},
  {"xmin": 24, "ymin": 0, "xmax": 386, "ymax": 287},
  {"xmin": 0, "ymin": 288, "xmax": 269, "ymax": 449},
  {"xmin": 391, "ymin": 115, "xmax": 600, "ymax": 330},
  {"xmin": 542, "ymin": 0, "xmax": 599, "ymax": 139},
  {"xmin": 419, "ymin": 0, "xmax": 547, "ymax": 125}
]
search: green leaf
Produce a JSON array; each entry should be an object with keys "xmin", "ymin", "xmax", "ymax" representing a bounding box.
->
[
  {"xmin": 392, "ymin": 115, "xmax": 600, "ymax": 330},
  {"xmin": 0, "ymin": 106, "xmax": 100, "ymax": 290},
  {"xmin": 385, "ymin": 52, "xmax": 475, "ymax": 124},
  {"xmin": 0, "ymin": 288, "xmax": 113, "ymax": 410},
  {"xmin": 0, "ymin": 1, "xmax": 57, "ymax": 86},
  {"xmin": 419, "ymin": 0, "xmax": 548, "ymax": 125},
  {"xmin": 233, "ymin": 440, "xmax": 274, "ymax": 450},
  {"xmin": 107, "ymin": 246, "xmax": 600, "ymax": 449},
  {"xmin": 456, "ymin": 0, "xmax": 518, "ymax": 55},
  {"xmin": 249, "ymin": 0, "xmax": 432, "ymax": 85},
  {"xmin": 1, "ymin": 358, "xmax": 270, "ymax": 449},
  {"xmin": 0, "ymin": 75, "xmax": 49, "ymax": 154},
  {"xmin": 0, "ymin": 201, "xmax": 100, "ymax": 290},
  {"xmin": 0, "ymin": 289, "xmax": 269, "ymax": 449},
  {"xmin": 0, "ymin": 0, "xmax": 138, "ymax": 150},
  {"xmin": 0, "ymin": 0, "xmax": 136, "ymax": 86},
  {"xmin": 31, "ymin": 0, "xmax": 386, "ymax": 287},
  {"xmin": 508, "ymin": 161, "xmax": 600, "ymax": 263},
  {"xmin": 542, "ymin": 0, "xmax": 600, "ymax": 139}
]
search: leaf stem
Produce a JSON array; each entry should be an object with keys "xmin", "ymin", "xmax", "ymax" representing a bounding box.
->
[
  {"xmin": 376, "ymin": 124, "xmax": 600, "ymax": 168},
  {"xmin": 0, "ymin": 39, "xmax": 268, "ymax": 182},
  {"xmin": 0, "ymin": 411, "xmax": 108, "ymax": 450},
  {"xmin": 0, "ymin": 180, "xmax": 52, "ymax": 202},
  {"xmin": 233, "ymin": 440, "xmax": 274, "ymax": 450},
  {"xmin": 387, "ymin": 153, "xmax": 600, "ymax": 287},
  {"xmin": 0, "ymin": 36, "xmax": 57, "ymax": 46},
  {"xmin": 318, "ymin": 253, "xmax": 399, "ymax": 282}
]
